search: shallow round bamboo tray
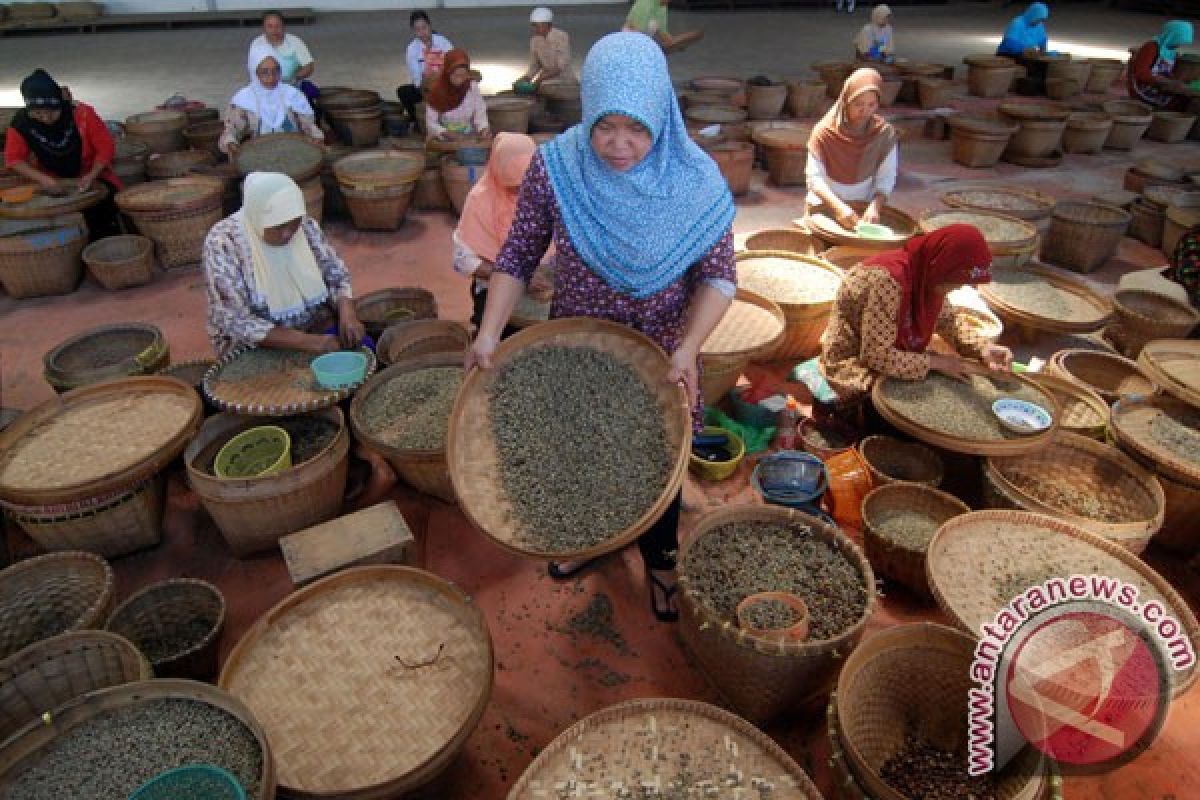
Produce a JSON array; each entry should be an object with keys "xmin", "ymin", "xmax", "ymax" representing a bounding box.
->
[
  {"xmin": 927, "ymin": 510, "xmax": 1199, "ymax": 695},
  {"xmin": 1111, "ymin": 394, "xmax": 1200, "ymax": 488},
  {"xmin": 220, "ymin": 566, "xmax": 491, "ymax": 798},
  {"xmin": 0, "ymin": 182, "xmax": 107, "ymax": 220},
  {"xmin": 203, "ymin": 346, "xmax": 376, "ymax": 416},
  {"xmin": 508, "ymin": 698, "xmax": 821, "ymax": 799},
  {"xmin": 1137, "ymin": 339, "xmax": 1200, "ymax": 410},
  {"xmin": 351, "ymin": 353, "xmax": 462, "ymax": 503},
  {"xmin": 115, "ymin": 175, "xmax": 222, "ymax": 215},
  {"xmin": 857, "ymin": 434, "xmax": 944, "ymax": 488},
  {"xmin": 701, "ymin": 289, "xmax": 785, "ymax": 401},
  {"xmin": 1048, "ymin": 348, "xmax": 1155, "ymax": 405},
  {"xmin": 145, "ymin": 149, "xmax": 214, "ymax": 180},
  {"xmin": 334, "ymin": 148, "xmax": 424, "ymax": 191},
  {"xmin": 871, "ymin": 372, "xmax": 1061, "ymax": 457},
  {"xmin": 807, "ymin": 205, "xmax": 917, "ymax": 251},
  {"xmin": 1040, "ymin": 201, "xmax": 1130, "ymax": 274},
  {"xmin": 0, "ymin": 376, "xmax": 201, "ymax": 508},
  {"xmin": 1025, "ymin": 372, "xmax": 1109, "ymax": 440},
  {"xmin": 677, "ymin": 504, "xmax": 874, "ymax": 724},
  {"xmin": 834, "ymin": 622, "xmax": 1048, "ymax": 800},
  {"xmin": 0, "ymin": 552, "xmax": 114, "ymax": 662},
  {"xmin": 919, "ymin": 208, "xmax": 1037, "ymax": 267},
  {"xmin": 862, "ymin": 485, "xmax": 968, "ymax": 599},
  {"xmin": 948, "ymin": 116, "xmax": 1019, "ymax": 168},
  {"xmin": 355, "ymin": 286, "xmax": 438, "ymax": 341},
  {"xmin": 0, "ymin": 679, "xmax": 276, "ymax": 799},
  {"xmin": 1112, "ymin": 290, "xmax": 1199, "ymax": 358},
  {"xmin": 940, "ymin": 185, "xmax": 1055, "ymax": 226},
  {"xmin": 980, "ymin": 265, "xmax": 1112, "ymax": 339},
  {"xmin": 82, "ymin": 234, "xmax": 156, "ymax": 290},
  {"xmin": 234, "ymin": 132, "xmax": 325, "ymax": 183},
  {"xmin": 42, "ymin": 322, "xmax": 169, "ymax": 393},
  {"xmin": 447, "ymin": 319, "xmax": 689, "ymax": 560},
  {"xmin": 819, "ymin": 244, "xmax": 880, "ymax": 271},
  {"xmin": 105, "ymin": 578, "xmax": 225, "ymax": 681},
  {"xmin": 735, "ymin": 250, "xmax": 842, "ymax": 361},
  {"xmin": 185, "ymin": 408, "xmax": 349, "ymax": 557},
  {"xmin": 982, "ymin": 432, "xmax": 1164, "ymax": 553},
  {"xmin": 954, "ymin": 303, "xmax": 1004, "ymax": 344},
  {"xmin": 742, "ymin": 228, "xmax": 824, "ymax": 256},
  {"xmin": 0, "ymin": 630, "xmax": 151, "ymax": 744},
  {"xmin": 376, "ymin": 319, "xmax": 471, "ymax": 366}
]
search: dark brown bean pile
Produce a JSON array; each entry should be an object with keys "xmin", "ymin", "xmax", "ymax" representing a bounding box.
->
[
  {"xmin": 6, "ymin": 698, "xmax": 262, "ymax": 799},
  {"xmin": 135, "ymin": 617, "xmax": 214, "ymax": 663},
  {"xmin": 277, "ymin": 414, "xmax": 340, "ymax": 464},
  {"xmin": 489, "ymin": 345, "xmax": 672, "ymax": 553},
  {"xmin": 879, "ymin": 733, "xmax": 998, "ymax": 800},
  {"xmin": 741, "ymin": 597, "xmax": 800, "ymax": 630},
  {"xmin": 683, "ymin": 520, "xmax": 867, "ymax": 641}
]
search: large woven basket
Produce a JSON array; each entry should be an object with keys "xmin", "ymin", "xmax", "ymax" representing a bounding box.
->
[
  {"xmin": 1111, "ymin": 289, "xmax": 1199, "ymax": 358},
  {"xmin": 105, "ymin": 578, "xmax": 225, "ymax": 681},
  {"xmin": 862, "ymin": 484, "xmax": 968, "ymax": 599},
  {"xmin": 341, "ymin": 181, "xmax": 416, "ymax": 231},
  {"xmin": 327, "ymin": 106, "xmax": 383, "ymax": 148},
  {"xmin": 966, "ymin": 55, "xmax": 1017, "ymax": 97},
  {"xmin": 116, "ymin": 178, "xmax": 224, "ymax": 271},
  {"xmin": 82, "ymin": 234, "xmax": 156, "ymax": 290},
  {"xmin": 124, "ymin": 110, "xmax": 187, "ymax": 154},
  {"xmin": 145, "ymin": 149, "xmax": 214, "ymax": 180},
  {"xmin": 182, "ymin": 120, "xmax": 223, "ymax": 158},
  {"xmin": 508, "ymin": 698, "xmax": 822, "ymax": 799},
  {"xmin": 677, "ymin": 504, "xmax": 875, "ymax": 724},
  {"xmin": 355, "ymin": 286, "xmax": 437, "ymax": 341},
  {"xmin": 6, "ymin": 477, "xmax": 168, "ymax": 558},
  {"xmin": 1062, "ymin": 112, "xmax": 1114, "ymax": 155},
  {"xmin": 220, "ymin": 566, "xmax": 491, "ymax": 798},
  {"xmin": 447, "ymin": 318, "xmax": 691, "ymax": 560},
  {"xmin": 1039, "ymin": 201, "xmax": 1130, "ymax": 274},
  {"xmin": 927, "ymin": 510, "xmax": 1199, "ymax": 695},
  {"xmin": 42, "ymin": 322, "xmax": 169, "ymax": 393},
  {"xmin": 0, "ymin": 552, "xmax": 114, "ymax": 662},
  {"xmin": 376, "ymin": 319, "xmax": 471, "ymax": 366},
  {"xmin": 185, "ymin": 408, "xmax": 349, "ymax": 557},
  {"xmin": 0, "ymin": 679, "xmax": 276, "ymax": 799},
  {"xmin": 1025, "ymin": 372, "xmax": 1109, "ymax": 440},
  {"xmin": 350, "ymin": 353, "xmax": 461, "ymax": 503},
  {"xmin": 1147, "ymin": 111, "xmax": 1197, "ymax": 144},
  {"xmin": 786, "ymin": 78, "xmax": 826, "ymax": 117},
  {"xmin": 982, "ymin": 432, "xmax": 1164, "ymax": 554},
  {"xmin": 948, "ymin": 116, "xmax": 1018, "ymax": 168},
  {"xmin": 1086, "ymin": 58, "xmax": 1124, "ymax": 91},
  {"xmin": 834, "ymin": 622, "xmax": 1048, "ymax": 800},
  {"xmin": 1047, "ymin": 348, "xmax": 1155, "ymax": 404},
  {"xmin": 734, "ymin": 251, "xmax": 841, "ymax": 362},
  {"xmin": 702, "ymin": 141, "xmax": 754, "ymax": 197},
  {"xmin": 485, "ymin": 96, "xmax": 534, "ymax": 134},
  {"xmin": 1102, "ymin": 100, "xmax": 1152, "ymax": 150},
  {"xmin": 0, "ymin": 214, "xmax": 86, "ymax": 298},
  {"xmin": 333, "ymin": 148, "xmax": 424, "ymax": 191},
  {"xmin": 857, "ymin": 434, "xmax": 944, "ymax": 488},
  {"xmin": 700, "ymin": 289, "xmax": 785, "ymax": 402},
  {"xmin": 0, "ymin": 630, "xmax": 151, "ymax": 744},
  {"xmin": 752, "ymin": 127, "xmax": 808, "ymax": 186},
  {"xmin": 998, "ymin": 102, "xmax": 1069, "ymax": 159}
]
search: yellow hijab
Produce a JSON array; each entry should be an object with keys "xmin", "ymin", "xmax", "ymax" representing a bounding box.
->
[{"xmin": 236, "ymin": 172, "xmax": 328, "ymax": 322}]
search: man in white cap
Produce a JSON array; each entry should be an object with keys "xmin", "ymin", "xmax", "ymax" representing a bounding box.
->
[{"xmin": 517, "ymin": 7, "xmax": 573, "ymax": 88}]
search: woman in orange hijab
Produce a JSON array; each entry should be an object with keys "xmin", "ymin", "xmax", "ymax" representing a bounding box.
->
[
  {"xmin": 425, "ymin": 48, "xmax": 490, "ymax": 141},
  {"xmin": 452, "ymin": 133, "xmax": 549, "ymax": 332},
  {"xmin": 805, "ymin": 67, "xmax": 898, "ymax": 231}
]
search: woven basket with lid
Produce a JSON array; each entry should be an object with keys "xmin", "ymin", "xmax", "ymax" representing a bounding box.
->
[
  {"xmin": 0, "ymin": 552, "xmax": 115, "ymax": 662},
  {"xmin": 220, "ymin": 566, "xmax": 492, "ymax": 798},
  {"xmin": 1048, "ymin": 348, "xmax": 1155, "ymax": 404},
  {"xmin": 700, "ymin": 289, "xmax": 785, "ymax": 402},
  {"xmin": 677, "ymin": 504, "xmax": 874, "ymax": 724},
  {"xmin": 509, "ymin": 698, "xmax": 821, "ymax": 799},
  {"xmin": 927, "ymin": 510, "xmax": 1199, "ymax": 695},
  {"xmin": 982, "ymin": 432, "xmax": 1165, "ymax": 553}
]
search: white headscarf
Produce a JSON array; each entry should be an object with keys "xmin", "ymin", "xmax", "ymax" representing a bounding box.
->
[
  {"xmin": 236, "ymin": 172, "xmax": 328, "ymax": 321},
  {"xmin": 232, "ymin": 40, "xmax": 313, "ymax": 134}
]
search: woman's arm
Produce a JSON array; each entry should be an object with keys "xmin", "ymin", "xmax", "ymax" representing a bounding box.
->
[
  {"xmin": 219, "ymin": 106, "xmax": 250, "ymax": 154},
  {"xmin": 864, "ymin": 144, "xmax": 898, "ymax": 223},
  {"xmin": 3, "ymin": 130, "xmax": 56, "ymax": 189},
  {"xmin": 672, "ymin": 285, "xmax": 732, "ymax": 401},
  {"xmin": 806, "ymin": 154, "xmax": 859, "ymax": 228},
  {"xmin": 296, "ymin": 112, "xmax": 324, "ymax": 143},
  {"xmin": 425, "ymin": 103, "xmax": 446, "ymax": 138}
]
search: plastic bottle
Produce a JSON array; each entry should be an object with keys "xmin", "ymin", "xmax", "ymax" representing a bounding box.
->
[{"xmin": 777, "ymin": 395, "xmax": 799, "ymax": 450}]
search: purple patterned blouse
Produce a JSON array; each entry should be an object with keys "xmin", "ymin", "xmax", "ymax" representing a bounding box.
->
[{"xmin": 495, "ymin": 152, "xmax": 737, "ymax": 426}]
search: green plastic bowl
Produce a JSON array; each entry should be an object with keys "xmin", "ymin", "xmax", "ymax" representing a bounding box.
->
[
  {"xmin": 311, "ymin": 350, "xmax": 368, "ymax": 389},
  {"xmin": 855, "ymin": 221, "xmax": 895, "ymax": 240},
  {"xmin": 513, "ymin": 79, "xmax": 537, "ymax": 95},
  {"xmin": 129, "ymin": 765, "xmax": 246, "ymax": 800},
  {"xmin": 214, "ymin": 425, "xmax": 292, "ymax": 479}
]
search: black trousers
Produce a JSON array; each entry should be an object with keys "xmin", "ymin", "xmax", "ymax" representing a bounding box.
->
[
  {"xmin": 84, "ymin": 179, "xmax": 122, "ymax": 241},
  {"xmin": 637, "ymin": 490, "xmax": 682, "ymax": 571},
  {"xmin": 396, "ymin": 85, "xmax": 423, "ymax": 122}
]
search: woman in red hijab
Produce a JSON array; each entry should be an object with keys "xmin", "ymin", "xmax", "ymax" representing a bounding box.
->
[
  {"xmin": 805, "ymin": 224, "xmax": 1012, "ymax": 410},
  {"xmin": 424, "ymin": 48, "xmax": 490, "ymax": 141}
]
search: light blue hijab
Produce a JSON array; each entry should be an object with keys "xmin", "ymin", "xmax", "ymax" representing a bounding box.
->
[
  {"xmin": 1155, "ymin": 20, "xmax": 1194, "ymax": 65},
  {"xmin": 541, "ymin": 32, "xmax": 735, "ymax": 299}
]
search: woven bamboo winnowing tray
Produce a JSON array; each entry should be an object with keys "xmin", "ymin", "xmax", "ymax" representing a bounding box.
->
[
  {"xmin": 926, "ymin": 510, "xmax": 1199, "ymax": 695},
  {"xmin": 0, "ymin": 182, "xmax": 107, "ymax": 220},
  {"xmin": 219, "ymin": 566, "xmax": 493, "ymax": 799},
  {"xmin": 1138, "ymin": 339, "xmax": 1200, "ymax": 408},
  {"xmin": 1111, "ymin": 395, "xmax": 1200, "ymax": 487},
  {"xmin": 980, "ymin": 266, "xmax": 1113, "ymax": 335},
  {"xmin": 507, "ymin": 698, "xmax": 822, "ymax": 799},
  {"xmin": 940, "ymin": 185, "xmax": 1056, "ymax": 222},
  {"xmin": 447, "ymin": 318, "xmax": 691, "ymax": 560},
  {"xmin": 806, "ymin": 205, "xmax": 918, "ymax": 250},
  {"xmin": 700, "ymin": 288, "xmax": 785, "ymax": 359},
  {"xmin": 1025, "ymin": 372, "xmax": 1109, "ymax": 440},
  {"xmin": 235, "ymin": 133, "xmax": 326, "ymax": 183},
  {"xmin": 203, "ymin": 346, "xmax": 376, "ymax": 416},
  {"xmin": 871, "ymin": 372, "xmax": 1061, "ymax": 457},
  {"xmin": 919, "ymin": 208, "xmax": 1038, "ymax": 253}
]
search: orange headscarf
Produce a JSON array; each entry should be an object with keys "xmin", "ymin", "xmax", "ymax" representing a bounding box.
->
[
  {"xmin": 456, "ymin": 133, "xmax": 537, "ymax": 262},
  {"xmin": 426, "ymin": 48, "xmax": 472, "ymax": 113},
  {"xmin": 807, "ymin": 67, "xmax": 898, "ymax": 185}
]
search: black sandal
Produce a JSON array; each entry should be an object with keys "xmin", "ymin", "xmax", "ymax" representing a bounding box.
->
[
  {"xmin": 647, "ymin": 571, "xmax": 679, "ymax": 623},
  {"xmin": 547, "ymin": 557, "xmax": 600, "ymax": 581}
]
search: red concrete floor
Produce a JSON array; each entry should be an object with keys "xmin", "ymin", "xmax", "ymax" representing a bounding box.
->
[{"xmin": 3, "ymin": 84, "xmax": 1200, "ymax": 798}]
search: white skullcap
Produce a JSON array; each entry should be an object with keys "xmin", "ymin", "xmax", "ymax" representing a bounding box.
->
[{"xmin": 530, "ymin": 7, "xmax": 553, "ymax": 24}]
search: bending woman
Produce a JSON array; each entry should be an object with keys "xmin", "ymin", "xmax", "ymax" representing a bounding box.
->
[
  {"xmin": 466, "ymin": 32, "xmax": 736, "ymax": 621},
  {"xmin": 425, "ymin": 49, "xmax": 490, "ymax": 141},
  {"xmin": 203, "ymin": 172, "xmax": 365, "ymax": 358},
  {"xmin": 220, "ymin": 41, "xmax": 323, "ymax": 156},
  {"xmin": 805, "ymin": 67, "xmax": 897, "ymax": 230},
  {"xmin": 1129, "ymin": 21, "xmax": 1194, "ymax": 111}
]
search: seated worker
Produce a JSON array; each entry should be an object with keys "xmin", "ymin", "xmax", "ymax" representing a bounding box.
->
[
  {"xmin": 220, "ymin": 42, "xmax": 323, "ymax": 156},
  {"xmin": 397, "ymin": 10, "xmax": 454, "ymax": 125},
  {"xmin": 623, "ymin": 0, "xmax": 703, "ymax": 55},
  {"xmin": 855, "ymin": 5, "xmax": 896, "ymax": 64},
  {"xmin": 251, "ymin": 10, "xmax": 318, "ymax": 104},
  {"xmin": 1129, "ymin": 21, "xmax": 1195, "ymax": 111},
  {"xmin": 425, "ymin": 49, "xmax": 490, "ymax": 141},
  {"xmin": 517, "ymin": 7, "xmax": 574, "ymax": 89}
]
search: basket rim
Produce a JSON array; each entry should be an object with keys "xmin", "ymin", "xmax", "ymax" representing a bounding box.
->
[
  {"xmin": 861, "ymin": 482, "xmax": 969, "ymax": 545},
  {"xmin": 233, "ymin": 132, "xmax": 325, "ymax": 183},
  {"xmin": 735, "ymin": 248, "xmax": 843, "ymax": 311},
  {"xmin": 1138, "ymin": 339, "xmax": 1200, "ymax": 407},
  {"xmin": 349, "ymin": 352, "xmax": 462, "ymax": 458},
  {"xmin": 858, "ymin": 434, "xmax": 946, "ymax": 487},
  {"xmin": 1113, "ymin": 288, "xmax": 1200, "ymax": 326},
  {"xmin": 202, "ymin": 346, "xmax": 376, "ymax": 417},
  {"xmin": 376, "ymin": 319, "xmax": 471, "ymax": 366},
  {"xmin": 700, "ymin": 287, "xmax": 786, "ymax": 358},
  {"xmin": 0, "ymin": 550, "xmax": 114, "ymax": 629},
  {"xmin": 104, "ymin": 578, "xmax": 226, "ymax": 668},
  {"xmin": 918, "ymin": 207, "xmax": 1038, "ymax": 252},
  {"xmin": 1110, "ymin": 393, "xmax": 1200, "ymax": 486},
  {"xmin": 980, "ymin": 264, "xmax": 1113, "ymax": 335},
  {"xmin": 940, "ymin": 185, "xmax": 1056, "ymax": 219},
  {"xmin": 82, "ymin": 235, "xmax": 154, "ymax": 265}
]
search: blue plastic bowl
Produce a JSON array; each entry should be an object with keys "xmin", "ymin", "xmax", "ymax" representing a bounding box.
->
[
  {"xmin": 751, "ymin": 450, "xmax": 828, "ymax": 506},
  {"xmin": 311, "ymin": 351, "xmax": 368, "ymax": 389},
  {"xmin": 457, "ymin": 147, "xmax": 490, "ymax": 167},
  {"xmin": 129, "ymin": 765, "xmax": 246, "ymax": 800}
]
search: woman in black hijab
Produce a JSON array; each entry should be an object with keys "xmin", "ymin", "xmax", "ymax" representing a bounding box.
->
[{"xmin": 3, "ymin": 69, "xmax": 121, "ymax": 238}]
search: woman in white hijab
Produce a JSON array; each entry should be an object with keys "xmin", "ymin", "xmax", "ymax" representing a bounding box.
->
[
  {"xmin": 219, "ymin": 40, "xmax": 323, "ymax": 156},
  {"xmin": 203, "ymin": 172, "xmax": 364, "ymax": 358},
  {"xmin": 854, "ymin": 5, "xmax": 895, "ymax": 64}
]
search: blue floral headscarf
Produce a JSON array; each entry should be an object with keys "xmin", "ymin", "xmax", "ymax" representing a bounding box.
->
[{"xmin": 541, "ymin": 32, "xmax": 735, "ymax": 299}]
